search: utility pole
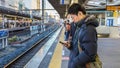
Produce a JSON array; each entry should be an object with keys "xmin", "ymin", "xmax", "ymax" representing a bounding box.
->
[
  {"xmin": 2, "ymin": 14, "xmax": 5, "ymax": 29},
  {"xmin": 37, "ymin": 0, "xmax": 40, "ymax": 9},
  {"xmin": 42, "ymin": 0, "xmax": 44, "ymax": 23}
]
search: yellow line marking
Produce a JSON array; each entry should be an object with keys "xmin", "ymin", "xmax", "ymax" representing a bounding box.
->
[{"xmin": 48, "ymin": 28, "xmax": 64, "ymax": 68}]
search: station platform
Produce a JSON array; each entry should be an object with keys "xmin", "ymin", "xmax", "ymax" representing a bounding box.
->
[
  {"xmin": 0, "ymin": 26, "xmax": 120, "ymax": 68},
  {"xmin": 23, "ymin": 26, "xmax": 120, "ymax": 68},
  {"xmin": 8, "ymin": 27, "xmax": 28, "ymax": 32}
]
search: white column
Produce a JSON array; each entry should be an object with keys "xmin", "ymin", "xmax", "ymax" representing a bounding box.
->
[
  {"xmin": 5, "ymin": 38, "xmax": 8, "ymax": 47},
  {"xmin": 99, "ymin": 14, "xmax": 102, "ymax": 26},
  {"xmin": 71, "ymin": 0, "xmax": 78, "ymax": 4},
  {"xmin": 2, "ymin": 38, "xmax": 4, "ymax": 48},
  {"xmin": 105, "ymin": 11, "xmax": 107, "ymax": 26},
  {"xmin": 2, "ymin": 14, "xmax": 5, "ymax": 29}
]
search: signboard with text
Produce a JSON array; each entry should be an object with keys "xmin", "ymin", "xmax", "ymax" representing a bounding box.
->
[
  {"xmin": 30, "ymin": 25, "xmax": 38, "ymax": 31},
  {"xmin": 107, "ymin": 6, "xmax": 120, "ymax": 11},
  {"xmin": 0, "ymin": 29, "xmax": 8, "ymax": 38},
  {"xmin": 60, "ymin": 0, "xmax": 70, "ymax": 5}
]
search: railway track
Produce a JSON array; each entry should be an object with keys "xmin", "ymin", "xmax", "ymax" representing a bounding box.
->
[
  {"xmin": 4, "ymin": 28, "xmax": 58, "ymax": 68},
  {"xmin": 9, "ymin": 28, "xmax": 30, "ymax": 38}
]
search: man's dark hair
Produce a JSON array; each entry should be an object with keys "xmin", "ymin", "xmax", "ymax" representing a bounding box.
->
[{"xmin": 68, "ymin": 3, "xmax": 86, "ymax": 15}]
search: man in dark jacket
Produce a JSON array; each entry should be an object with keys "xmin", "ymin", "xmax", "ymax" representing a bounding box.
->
[{"xmin": 63, "ymin": 3, "xmax": 99, "ymax": 68}]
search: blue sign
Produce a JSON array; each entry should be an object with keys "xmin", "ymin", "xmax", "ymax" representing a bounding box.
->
[
  {"xmin": 30, "ymin": 25, "xmax": 38, "ymax": 31},
  {"xmin": 0, "ymin": 29, "xmax": 9, "ymax": 38},
  {"xmin": 107, "ymin": 19, "xmax": 113, "ymax": 26},
  {"xmin": 61, "ymin": 0, "xmax": 64, "ymax": 4},
  {"xmin": 60, "ymin": 0, "xmax": 69, "ymax": 5}
]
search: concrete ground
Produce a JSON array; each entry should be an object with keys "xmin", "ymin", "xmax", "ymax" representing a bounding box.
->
[
  {"xmin": 61, "ymin": 38, "xmax": 120, "ymax": 68},
  {"xmin": 98, "ymin": 38, "xmax": 120, "ymax": 68}
]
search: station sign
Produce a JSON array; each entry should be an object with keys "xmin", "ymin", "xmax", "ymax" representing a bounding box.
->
[
  {"xmin": 30, "ymin": 25, "xmax": 38, "ymax": 31},
  {"xmin": 30, "ymin": 25, "xmax": 39, "ymax": 36},
  {"xmin": 0, "ymin": 29, "xmax": 9, "ymax": 38},
  {"xmin": 60, "ymin": 0, "xmax": 70, "ymax": 5},
  {"xmin": 107, "ymin": 6, "xmax": 120, "ymax": 11}
]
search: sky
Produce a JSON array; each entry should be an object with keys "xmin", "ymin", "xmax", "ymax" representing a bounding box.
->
[
  {"xmin": 40, "ymin": 0, "xmax": 59, "ymax": 15},
  {"xmin": 23, "ymin": 0, "xmax": 32, "ymax": 9},
  {"xmin": 23, "ymin": 0, "xmax": 59, "ymax": 16}
]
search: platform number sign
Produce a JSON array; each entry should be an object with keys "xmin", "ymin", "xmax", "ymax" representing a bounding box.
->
[
  {"xmin": 60, "ymin": 0, "xmax": 70, "ymax": 5},
  {"xmin": 0, "ymin": 29, "xmax": 8, "ymax": 38}
]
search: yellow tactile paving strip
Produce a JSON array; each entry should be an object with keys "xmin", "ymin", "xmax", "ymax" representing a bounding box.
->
[{"xmin": 48, "ymin": 28, "xmax": 64, "ymax": 68}]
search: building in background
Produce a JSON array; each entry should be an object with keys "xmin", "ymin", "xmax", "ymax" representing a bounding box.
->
[
  {"xmin": 0, "ymin": 0, "xmax": 60, "ymax": 24},
  {"xmin": 23, "ymin": 0, "xmax": 40, "ymax": 18},
  {"xmin": 0, "ymin": 0, "xmax": 19, "ymax": 28},
  {"xmin": 40, "ymin": 0, "xmax": 60, "ymax": 23},
  {"xmin": 7, "ymin": 0, "xmax": 19, "ymax": 10},
  {"xmin": 0, "ymin": 0, "xmax": 6, "ymax": 6},
  {"xmin": 23, "ymin": 0, "xmax": 37, "ymax": 9},
  {"xmin": 37, "ymin": 0, "xmax": 40, "ymax": 9},
  {"xmin": 0, "ymin": 0, "xmax": 19, "ymax": 10}
]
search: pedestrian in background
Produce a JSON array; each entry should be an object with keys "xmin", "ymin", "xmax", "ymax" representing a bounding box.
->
[{"xmin": 64, "ymin": 20, "xmax": 71, "ymax": 41}]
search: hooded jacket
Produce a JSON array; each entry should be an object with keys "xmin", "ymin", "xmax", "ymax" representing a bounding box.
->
[{"xmin": 68, "ymin": 15, "xmax": 99, "ymax": 68}]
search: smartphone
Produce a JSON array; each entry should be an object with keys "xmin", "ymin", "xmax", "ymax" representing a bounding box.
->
[{"xmin": 59, "ymin": 41, "xmax": 65, "ymax": 44}]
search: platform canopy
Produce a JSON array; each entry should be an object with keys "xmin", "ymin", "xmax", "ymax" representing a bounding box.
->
[
  {"xmin": 0, "ymin": 6, "xmax": 41, "ymax": 20},
  {"xmin": 48, "ymin": 0, "xmax": 118, "ymax": 18}
]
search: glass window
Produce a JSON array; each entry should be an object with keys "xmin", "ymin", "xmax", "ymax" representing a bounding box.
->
[
  {"xmin": 107, "ymin": 11, "xmax": 113, "ymax": 17},
  {"xmin": 118, "ymin": 11, "xmax": 120, "ymax": 16},
  {"xmin": 101, "ymin": 19, "xmax": 105, "ymax": 25}
]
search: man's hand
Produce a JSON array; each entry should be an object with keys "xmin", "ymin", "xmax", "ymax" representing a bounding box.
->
[{"xmin": 61, "ymin": 41, "xmax": 71, "ymax": 48}]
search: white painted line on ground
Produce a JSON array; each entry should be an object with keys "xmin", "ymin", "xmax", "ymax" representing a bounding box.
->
[
  {"xmin": 24, "ymin": 27, "xmax": 62, "ymax": 68},
  {"xmin": 62, "ymin": 50, "xmax": 65, "ymax": 56},
  {"xmin": 47, "ymin": 52, "xmax": 53, "ymax": 55}
]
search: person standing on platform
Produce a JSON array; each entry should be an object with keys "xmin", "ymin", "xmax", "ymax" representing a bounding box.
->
[
  {"xmin": 67, "ymin": 14, "xmax": 76, "ymax": 41},
  {"xmin": 62, "ymin": 3, "xmax": 99, "ymax": 68},
  {"xmin": 64, "ymin": 20, "xmax": 71, "ymax": 41}
]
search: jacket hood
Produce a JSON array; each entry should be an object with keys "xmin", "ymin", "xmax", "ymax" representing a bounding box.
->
[
  {"xmin": 85, "ymin": 15, "xmax": 99, "ymax": 27},
  {"xmin": 76, "ymin": 15, "xmax": 99, "ymax": 27}
]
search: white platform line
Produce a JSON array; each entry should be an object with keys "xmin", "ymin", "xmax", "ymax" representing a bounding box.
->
[{"xmin": 24, "ymin": 27, "xmax": 62, "ymax": 68}]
